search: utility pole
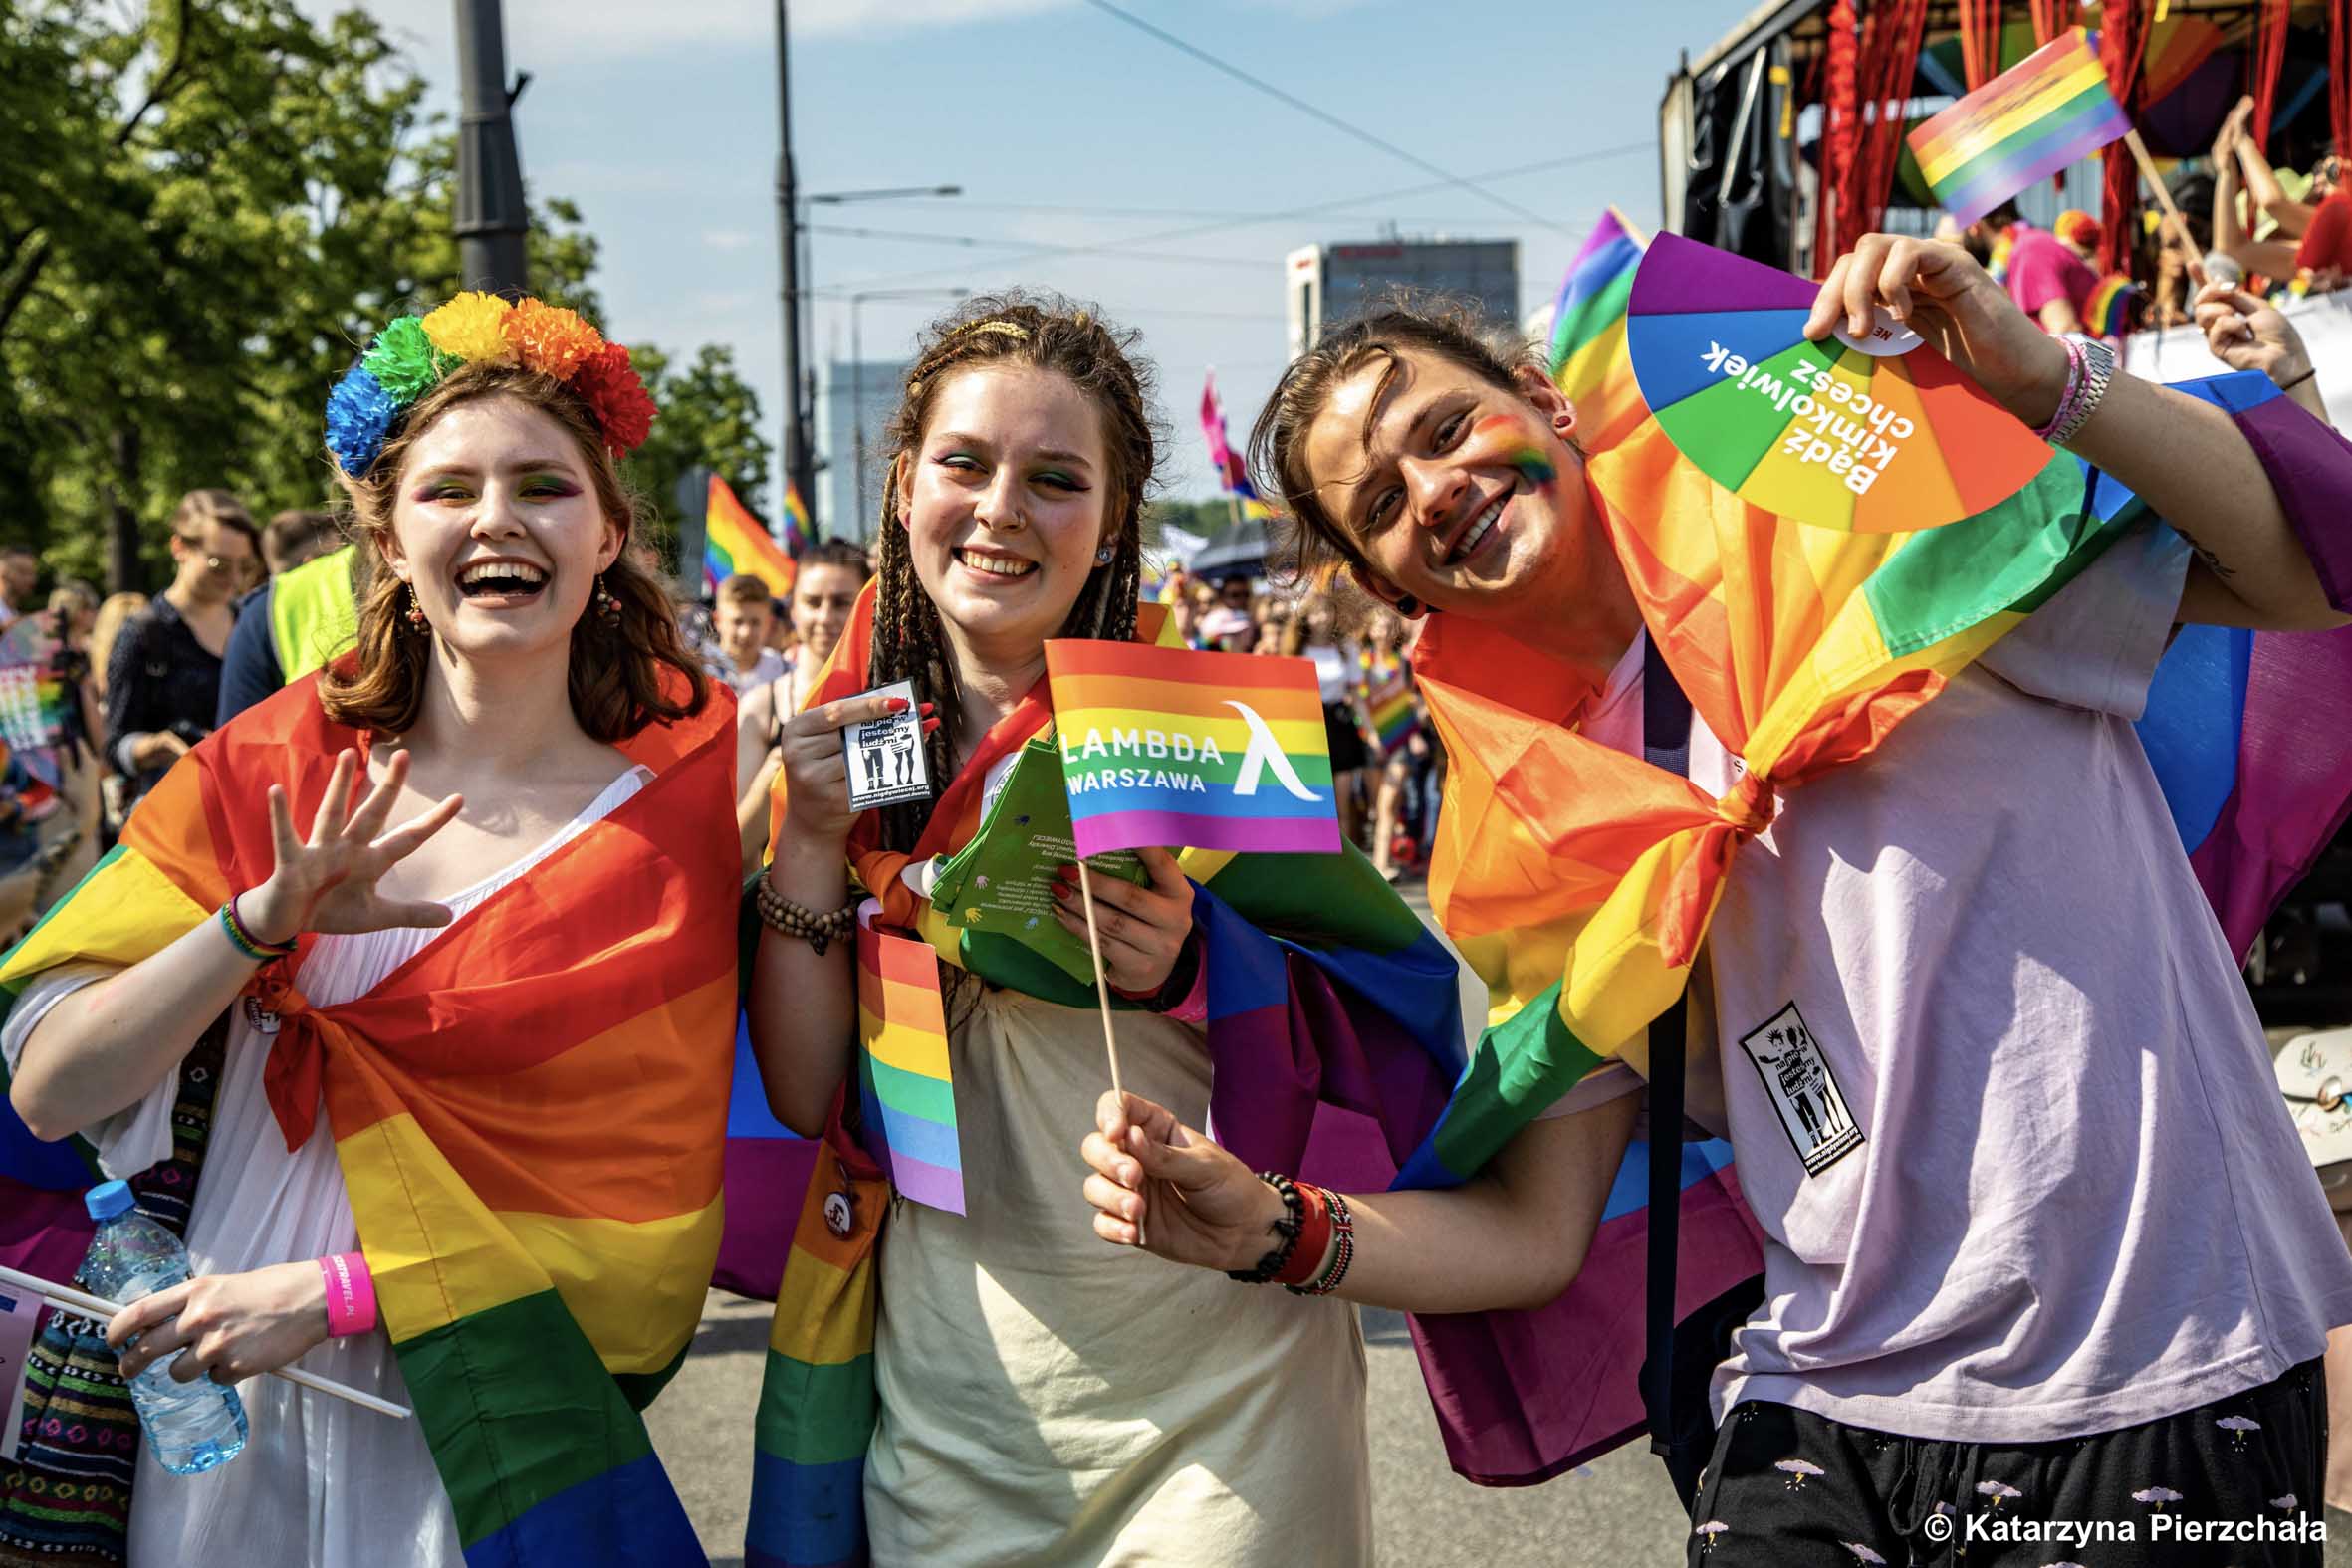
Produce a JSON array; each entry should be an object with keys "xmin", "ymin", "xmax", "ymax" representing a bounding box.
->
[
  {"xmin": 452, "ymin": 0, "xmax": 530, "ymax": 293},
  {"xmin": 775, "ymin": 0, "xmax": 817, "ymax": 535}
]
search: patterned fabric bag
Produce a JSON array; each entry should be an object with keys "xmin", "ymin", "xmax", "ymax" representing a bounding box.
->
[
  {"xmin": 0, "ymin": 1023, "xmax": 226, "ymax": 1567},
  {"xmin": 745, "ymin": 1093, "xmax": 886, "ymax": 1568}
]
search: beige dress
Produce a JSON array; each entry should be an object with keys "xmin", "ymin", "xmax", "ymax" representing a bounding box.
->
[{"xmin": 863, "ymin": 985, "xmax": 1372, "ymax": 1567}]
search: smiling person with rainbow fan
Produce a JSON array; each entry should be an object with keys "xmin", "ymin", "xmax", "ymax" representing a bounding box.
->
[
  {"xmin": 1081, "ymin": 232, "xmax": 2352, "ymax": 1562},
  {"xmin": 744, "ymin": 294, "xmax": 1468, "ymax": 1567},
  {"xmin": 0, "ymin": 292, "xmax": 735, "ymax": 1566}
]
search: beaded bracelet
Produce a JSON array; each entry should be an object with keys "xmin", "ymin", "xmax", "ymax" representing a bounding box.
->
[
  {"xmin": 218, "ymin": 894, "xmax": 297, "ymax": 963},
  {"xmin": 1272, "ymin": 1182, "xmax": 1333, "ymax": 1288},
  {"xmin": 754, "ymin": 877, "xmax": 860, "ymax": 956},
  {"xmin": 1228, "ymin": 1172, "xmax": 1304, "ymax": 1283},
  {"xmin": 1288, "ymin": 1188, "xmax": 1355, "ymax": 1297}
]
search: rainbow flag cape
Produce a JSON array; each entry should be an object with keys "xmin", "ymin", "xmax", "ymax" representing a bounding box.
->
[
  {"xmin": 1045, "ymin": 640, "xmax": 1339, "ymax": 857},
  {"xmin": 749, "ymin": 583, "xmax": 1476, "ymax": 1557},
  {"xmin": 706, "ymin": 473, "xmax": 799, "ymax": 598},
  {"xmin": 1357, "ymin": 647, "xmax": 1420, "ymax": 759},
  {"xmin": 0, "ymin": 671, "xmax": 741, "ymax": 1566},
  {"xmin": 1396, "ymin": 361, "xmax": 2352, "ymax": 1481},
  {"xmin": 1548, "ymin": 207, "xmax": 1648, "ymax": 455},
  {"xmin": 1908, "ymin": 29, "xmax": 2130, "ymax": 228}
]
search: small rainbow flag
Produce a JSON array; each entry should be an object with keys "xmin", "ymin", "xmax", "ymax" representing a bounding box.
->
[
  {"xmin": 780, "ymin": 480, "xmax": 813, "ymax": 557},
  {"xmin": 1548, "ymin": 206, "xmax": 1648, "ymax": 455},
  {"xmin": 1909, "ymin": 30, "xmax": 2129, "ymax": 229},
  {"xmin": 2086, "ymin": 272, "xmax": 2138, "ymax": 337},
  {"xmin": 706, "ymin": 474, "xmax": 799, "ymax": 598},
  {"xmin": 853, "ymin": 903, "xmax": 962, "ymax": 1214},
  {"xmin": 1044, "ymin": 640, "xmax": 1338, "ymax": 857}
]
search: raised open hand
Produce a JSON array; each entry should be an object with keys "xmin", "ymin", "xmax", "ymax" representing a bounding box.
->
[{"xmin": 239, "ymin": 749, "xmax": 465, "ymax": 946}]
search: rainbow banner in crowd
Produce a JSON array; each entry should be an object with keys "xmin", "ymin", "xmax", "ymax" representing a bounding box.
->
[
  {"xmin": 1044, "ymin": 640, "xmax": 1339, "ymax": 857},
  {"xmin": 1358, "ymin": 649, "xmax": 1419, "ymax": 759},
  {"xmin": 706, "ymin": 473, "xmax": 799, "ymax": 598},
  {"xmin": 1908, "ymin": 29, "xmax": 2130, "ymax": 227},
  {"xmin": 853, "ymin": 904, "xmax": 963, "ymax": 1214},
  {"xmin": 1548, "ymin": 207, "xmax": 1649, "ymax": 456},
  {"xmin": 2087, "ymin": 273, "xmax": 2138, "ymax": 338},
  {"xmin": 0, "ymin": 673, "xmax": 739, "ymax": 1567}
]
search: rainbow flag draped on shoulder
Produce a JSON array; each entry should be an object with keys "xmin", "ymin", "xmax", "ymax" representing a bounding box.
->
[
  {"xmin": 747, "ymin": 584, "xmax": 1473, "ymax": 1560},
  {"xmin": 0, "ymin": 669, "xmax": 741, "ymax": 1567},
  {"xmin": 1402, "ymin": 244, "xmax": 2352, "ymax": 1478}
]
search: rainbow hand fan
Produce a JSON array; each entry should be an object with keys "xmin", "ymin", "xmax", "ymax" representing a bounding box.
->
[{"xmin": 1626, "ymin": 232, "xmax": 2050, "ymax": 531}]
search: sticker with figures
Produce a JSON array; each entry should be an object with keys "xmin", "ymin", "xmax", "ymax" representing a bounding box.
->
[
  {"xmin": 0, "ymin": 1286, "xmax": 39, "ymax": 1463},
  {"xmin": 1739, "ymin": 1001, "xmax": 1862, "ymax": 1176},
  {"xmin": 841, "ymin": 680, "xmax": 932, "ymax": 811}
]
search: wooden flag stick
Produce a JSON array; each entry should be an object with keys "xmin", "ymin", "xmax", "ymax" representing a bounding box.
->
[
  {"xmin": 1073, "ymin": 858, "xmax": 1146, "ymax": 1248},
  {"xmin": 2123, "ymin": 127, "xmax": 2206, "ymax": 279},
  {"xmin": 0, "ymin": 1261, "xmax": 413, "ymax": 1420}
]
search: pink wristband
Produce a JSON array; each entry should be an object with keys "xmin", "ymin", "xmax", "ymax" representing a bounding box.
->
[
  {"xmin": 319, "ymin": 1251, "xmax": 377, "ymax": 1338},
  {"xmin": 1165, "ymin": 956, "xmax": 1209, "ymax": 1025}
]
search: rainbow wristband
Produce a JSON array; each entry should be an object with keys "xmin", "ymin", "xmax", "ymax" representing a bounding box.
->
[
  {"xmin": 219, "ymin": 894, "xmax": 298, "ymax": 963},
  {"xmin": 319, "ymin": 1251, "xmax": 378, "ymax": 1337}
]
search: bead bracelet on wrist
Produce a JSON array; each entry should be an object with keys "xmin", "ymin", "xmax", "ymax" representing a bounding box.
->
[
  {"xmin": 1286, "ymin": 1188, "xmax": 1355, "ymax": 1297},
  {"xmin": 754, "ymin": 876, "xmax": 860, "ymax": 956},
  {"xmin": 1228, "ymin": 1172, "xmax": 1305, "ymax": 1283}
]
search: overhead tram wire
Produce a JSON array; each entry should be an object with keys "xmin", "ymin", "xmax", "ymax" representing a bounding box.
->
[
  {"xmin": 1080, "ymin": 0, "xmax": 1577, "ymax": 239},
  {"xmin": 804, "ymin": 222, "xmax": 1271, "ymax": 271},
  {"xmin": 817, "ymin": 141, "xmax": 1650, "ymax": 296}
]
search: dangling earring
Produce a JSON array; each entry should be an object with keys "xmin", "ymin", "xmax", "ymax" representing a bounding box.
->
[
  {"xmin": 1394, "ymin": 594, "xmax": 1423, "ymax": 617},
  {"xmin": 403, "ymin": 584, "xmax": 428, "ymax": 632},
  {"xmin": 593, "ymin": 573, "xmax": 622, "ymax": 621},
  {"xmin": 1094, "ymin": 545, "xmax": 1114, "ymax": 565}
]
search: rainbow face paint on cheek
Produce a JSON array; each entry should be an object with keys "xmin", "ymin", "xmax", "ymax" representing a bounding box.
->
[{"xmin": 1469, "ymin": 415, "xmax": 1557, "ymax": 490}]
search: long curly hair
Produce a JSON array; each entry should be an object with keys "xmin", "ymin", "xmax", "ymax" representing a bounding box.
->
[
  {"xmin": 868, "ymin": 293, "xmax": 1160, "ymax": 853},
  {"xmin": 319, "ymin": 362, "xmax": 708, "ymax": 741}
]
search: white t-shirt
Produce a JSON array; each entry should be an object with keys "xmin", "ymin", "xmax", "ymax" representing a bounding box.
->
[
  {"xmin": 1548, "ymin": 527, "xmax": 2352, "ymax": 1442},
  {"xmin": 3, "ymin": 766, "xmax": 649, "ymax": 1568}
]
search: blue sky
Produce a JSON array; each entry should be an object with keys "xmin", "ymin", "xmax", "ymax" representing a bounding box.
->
[{"xmin": 334, "ymin": 0, "xmax": 1757, "ymax": 520}]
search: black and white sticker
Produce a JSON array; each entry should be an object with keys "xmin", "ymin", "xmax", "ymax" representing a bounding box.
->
[
  {"xmin": 841, "ymin": 679, "xmax": 932, "ymax": 810},
  {"xmin": 1739, "ymin": 1001, "xmax": 1862, "ymax": 1176}
]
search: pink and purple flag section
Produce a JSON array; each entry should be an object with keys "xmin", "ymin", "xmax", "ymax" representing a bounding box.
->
[{"xmin": 1045, "ymin": 639, "xmax": 1340, "ymax": 858}]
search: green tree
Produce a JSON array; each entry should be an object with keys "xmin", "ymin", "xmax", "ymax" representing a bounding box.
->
[
  {"xmin": 0, "ymin": 1, "xmax": 748, "ymax": 595},
  {"xmin": 624, "ymin": 341, "xmax": 769, "ymax": 576}
]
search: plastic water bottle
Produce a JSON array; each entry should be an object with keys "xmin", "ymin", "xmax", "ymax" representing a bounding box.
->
[{"xmin": 79, "ymin": 1181, "xmax": 247, "ymax": 1475}]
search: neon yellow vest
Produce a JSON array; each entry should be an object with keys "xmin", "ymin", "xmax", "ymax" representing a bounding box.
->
[{"xmin": 269, "ymin": 543, "xmax": 360, "ymax": 682}]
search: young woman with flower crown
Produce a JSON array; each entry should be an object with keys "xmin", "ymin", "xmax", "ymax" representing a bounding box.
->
[
  {"xmin": 745, "ymin": 295, "xmax": 1470, "ymax": 1565},
  {"xmin": 1, "ymin": 294, "xmax": 736, "ymax": 1567}
]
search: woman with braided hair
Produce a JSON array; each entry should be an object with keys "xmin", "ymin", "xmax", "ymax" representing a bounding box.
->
[{"xmin": 748, "ymin": 295, "xmax": 1399, "ymax": 1564}]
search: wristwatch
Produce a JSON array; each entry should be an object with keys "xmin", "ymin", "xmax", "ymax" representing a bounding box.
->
[{"xmin": 2045, "ymin": 334, "xmax": 2116, "ymax": 450}]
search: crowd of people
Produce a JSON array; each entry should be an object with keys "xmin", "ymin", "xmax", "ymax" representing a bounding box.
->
[{"xmin": 0, "ymin": 220, "xmax": 2345, "ymax": 1568}]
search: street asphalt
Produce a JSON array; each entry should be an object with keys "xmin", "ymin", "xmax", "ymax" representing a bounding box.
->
[{"xmin": 644, "ymin": 1289, "xmax": 1690, "ymax": 1568}]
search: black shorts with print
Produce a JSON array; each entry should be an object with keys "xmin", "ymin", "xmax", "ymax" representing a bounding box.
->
[{"xmin": 1686, "ymin": 1359, "xmax": 2326, "ymax": 1567}]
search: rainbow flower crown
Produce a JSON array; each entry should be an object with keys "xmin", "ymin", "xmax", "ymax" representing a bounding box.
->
[{"xmin": 324, "ymin": 292, "xmax": 656, "ymax": 478}]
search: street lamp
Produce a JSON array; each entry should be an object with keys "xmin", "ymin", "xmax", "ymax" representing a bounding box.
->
[
  {"xmin": 849, "ymin": 287, "xmax": 969, "ymax": 538},
  {"xmin": 794, "ymin": 185, "xmax": 962, "ymax": 535}
]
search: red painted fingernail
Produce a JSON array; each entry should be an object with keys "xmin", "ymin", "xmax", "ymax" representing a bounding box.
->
[
  {"xmin": 918, "ymin": 701, "xmax": 935, "ymax": 716},
  {"xmin": 1052, "ymin": 881, "xmax": 1071, "ymax": 900},
  {"xmin": 885, "ymin": 697, "xmax": 910, "ymax": 714},
  {"xmin": 921, "ymin": 717, "xmax": 942, "ymax": 734}
]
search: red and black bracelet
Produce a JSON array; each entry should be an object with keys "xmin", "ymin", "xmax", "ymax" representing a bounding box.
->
[{"xmin": 1287, "ymin": 1188, "xmax": 1354, "ymax": 1296}]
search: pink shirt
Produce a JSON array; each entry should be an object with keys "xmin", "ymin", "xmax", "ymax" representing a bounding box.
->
[{"xmin": 2005, "ymin": 222, "xmax": 2099, "ymax": 329}]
